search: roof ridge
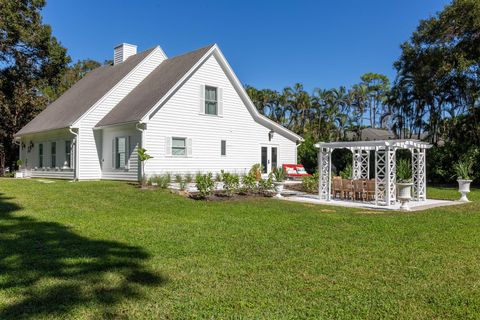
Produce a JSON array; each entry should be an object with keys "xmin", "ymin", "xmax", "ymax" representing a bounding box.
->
[
  {"xmin": 95, "ymin": 44, "xmax": 215, "ymax": 128},
  {"xmin": 15, "ymin": 46, "xmax": 157, "ymax": 136},
  {"xmin": 165, "ymin": 44, "xmax": 215, "ymax": 61}
]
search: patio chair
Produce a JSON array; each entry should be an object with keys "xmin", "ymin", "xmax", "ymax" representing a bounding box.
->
[
  {"xmin": 365, "ymin": 179, "xmax": 375, "ymax": 201},
  {"xmin": 342, "ymin": 179, "xmax": 354, "ymax": 200},
  {"xmin": 332, "ymin": 176, "xmax": 343, "ymax": 198},
  {"xmin": 353, "ymin": 179, "xmax": 366, "ymax": 201}
]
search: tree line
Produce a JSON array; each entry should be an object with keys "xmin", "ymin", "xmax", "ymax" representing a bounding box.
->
[
  {"xmin": 245, "ymin": 0, "xmax": 480, "ymax": 182},
  {"xmin": 1, "ymin": 0, "xmax": 479, "ymax": 182}
]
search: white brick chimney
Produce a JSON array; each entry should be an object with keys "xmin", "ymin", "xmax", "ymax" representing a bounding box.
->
[{"xmin": 114, "ymin": 43, "xmax": 137, "ymax": 65}]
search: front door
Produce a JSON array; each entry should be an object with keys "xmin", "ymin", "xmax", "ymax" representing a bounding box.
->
[{"xmin": 260, "ymin": 145, "xmax": 278, "ymax": 174}]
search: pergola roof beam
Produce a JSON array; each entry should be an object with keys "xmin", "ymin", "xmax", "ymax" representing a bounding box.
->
[{"xmin": 315, "ymin": 139, "xmax": 432, "ymax": 150}]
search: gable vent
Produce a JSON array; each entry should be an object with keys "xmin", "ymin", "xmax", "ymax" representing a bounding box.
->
[{"xmin": 114, "ymin": 43, "xmax": 137, "ymax": 65}]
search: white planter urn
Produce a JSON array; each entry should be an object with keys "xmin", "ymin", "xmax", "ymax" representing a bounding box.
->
[
  {"xmin": 457, "ymin": 179, "xmax": 472, "ymax": 202},
  {"xmin": 396, "ymin": 182, "xmax": 413, "ymax": 211},
  {"xmin": 216, "ymin": 181, "xmax": 224, "ymax": 190},
  {"xmin": 274, "ymin": 181, "xmax": 284, "ymax": 198}
]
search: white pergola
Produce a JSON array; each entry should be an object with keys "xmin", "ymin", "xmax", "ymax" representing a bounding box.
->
[{"xmin": 315, "ymin": 139, "xmax": 432, "ymax": 207}]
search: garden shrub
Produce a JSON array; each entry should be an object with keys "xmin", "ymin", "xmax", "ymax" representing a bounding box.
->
[
  {"xmin": 175, "ymin": 174, "xmax": 182, "ymax": 183},
  {"xmin": 339, "ymin": 164, "xmax": 352, "ymax": 179},
  {"xmin": 258, "ymin": 174, "xmax": 274, "ymax": 193},
  {"xmin": 249, "ymin": 164, "xmax": 263, "ymax": 181},
  {"xmin": 302, "ymin": 172, "xmax": 319, "ymax": 193},
  {"xmin": 215, "ymin": 171, "xmax": 224, "ymax": 183},
  {"xmin": 195, "ymin": 172, "xmax": 215, "ymax": 197},
  {"xmin": 184, "ymin": 173, "xmax": 193, "ymax": 183},
  {"xmin": 223, "ymin": 172, "xmax": 240, "ymax": 196},
  {"xmin": 148, "ymin": 174, "xmax": 171, "ymax": 189},
  {"xmin": 241, "ymin": 173, "xmax": 257, "ymax": 193}
]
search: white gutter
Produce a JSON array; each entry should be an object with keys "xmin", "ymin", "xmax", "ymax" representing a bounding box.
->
[{"xmin": 69, "ymin": 127, "xmax": 79, "ymax": 181}]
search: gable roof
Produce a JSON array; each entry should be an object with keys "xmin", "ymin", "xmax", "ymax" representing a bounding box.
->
[
  {"xmin": 15, "ymin": 47, "xmax": 156, "ymax": 136},
  {"xmin": 96, "ymin": 44, "xmax": 214, "ymax": 127},
  {"xmin": 97, "ymin": 44, "xmax": 302, "ymax": 142}
]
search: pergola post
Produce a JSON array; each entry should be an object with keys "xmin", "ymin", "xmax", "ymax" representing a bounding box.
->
[
  {"xmin": 412, "ymin": 147, "xmax": 427, "ymax": 201},
  {"xmin": 375, "ymin": 146, "xmax": 386, "ymax": 206},
  {"xmin": 318, "ymin": 147, "xmax": 332, "ymax": 200},
  {"xmin": 352, "ymin": 149, "xmax": 369, "ymax": 180},
  {"xmin": 386, "ymin": 146, "xmax": 397, "ymax": 206}
]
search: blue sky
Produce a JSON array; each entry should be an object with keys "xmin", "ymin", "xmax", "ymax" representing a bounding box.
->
[{"xmin": 43, "ymin": 0, "xmax": 450, "ymax": 92}]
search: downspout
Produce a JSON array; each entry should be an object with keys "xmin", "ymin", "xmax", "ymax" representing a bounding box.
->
[
  {"xmin": 135, "ymin": 122, "xmax": 146, "ymax": 182},
  {"xmin": 69, "ymin": 127, "xmax": 79, "ymax": 181},
  {"xmin": 296, "ymin": 139, "xmax": 303, "ymax": 164}
]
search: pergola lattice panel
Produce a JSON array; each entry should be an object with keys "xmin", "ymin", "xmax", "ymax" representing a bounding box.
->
[
  {"xmin": 412, "ymin": 148, "xmax": 426, "ymax": 200},
  {"xmin": 387, "ymin": 147, "xmax": 397, "ymax": 205},
  {"xmin": 318, "ymin": 147, "xmax": 331, "ymax": 200},
  {"xmin": 353, "ymin": 149, "xmax": 369, "ymax": 180}
]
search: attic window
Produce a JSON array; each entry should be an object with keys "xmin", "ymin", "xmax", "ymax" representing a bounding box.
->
[{"xmin": 205, "ymin": 86, "xmax": 218, "ymax": 115}]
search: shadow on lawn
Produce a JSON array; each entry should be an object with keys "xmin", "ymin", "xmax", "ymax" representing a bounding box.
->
[{"xmin": 0, "ymin": 193, "xmax": 166, "ymax": 319}]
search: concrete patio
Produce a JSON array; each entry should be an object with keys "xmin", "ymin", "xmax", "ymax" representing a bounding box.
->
[{"xmin": 280, "ymin": 193, "xmax": 463, "ymax": 211}]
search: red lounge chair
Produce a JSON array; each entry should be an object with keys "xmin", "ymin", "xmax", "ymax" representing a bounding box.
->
[{"xmin": 282, "ymin": 164, "xmax": 312, "ymax": 179}]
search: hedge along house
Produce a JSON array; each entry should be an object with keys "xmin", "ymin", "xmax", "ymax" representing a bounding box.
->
[{"xmin": 15, "ymin": 43, "xmax": 302, "ymax": 181}]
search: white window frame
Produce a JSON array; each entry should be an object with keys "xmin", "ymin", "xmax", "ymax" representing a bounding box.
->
[
  {"xmin": 51, "ymin": 141, "xmax": 56, "ymax": 168},
  {"xmin": 115, "ymin": 136, "xmax": 128, "ymax": 170},
  {"xmin": 204, "ymin": 86, "xmax": 218, "ymax": 115},
  {"xmin": 38, "ymin": 143, "xmax": 44, "ymax": 168},
  {"xmin": 171, "ymin": 137, "xmax": 187, "ymax": 157}
]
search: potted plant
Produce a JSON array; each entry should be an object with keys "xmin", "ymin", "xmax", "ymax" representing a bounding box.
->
[
  {"xmin": 454, "ymin": 160, "xmax": 473, "ymax": 202},
  {"xmin": 339, "ymin": 164, "xmax": 353, "ymax": 179},
  {"xmin": 215, "ymin": 171, "xmax": 224, "ymax": 190},
  {"xmin": 15, "ymin": 159, "xmax": 23, "ymax": 178},
  {"xmin": 396, "ymin": 159, "xmax": 413, "ymax": 211},
  {"xmin": 272, "ymin": 167, "xmax": 286, "ymax": 198}
]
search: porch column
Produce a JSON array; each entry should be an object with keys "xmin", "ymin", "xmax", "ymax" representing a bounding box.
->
[{"xmin": 319, "ymin": 147, "xmax": 332, "ymax": 200}]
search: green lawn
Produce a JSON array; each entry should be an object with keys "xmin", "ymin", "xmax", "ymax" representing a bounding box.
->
[{"xmin": 0, "ymin": 179, "xmax": 479, "ymax": 319}]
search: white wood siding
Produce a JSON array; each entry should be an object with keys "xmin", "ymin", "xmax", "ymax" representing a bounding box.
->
[
  {"xmin": 76, "ymin": 48, "xmax": 164, "ymax": 180},
  {"xmin": 144, "ymin": 54, "xmax": 297, "ymax": 176},
  {"xmin": 100, "ymin": 124, "xmax": 141, "ymax": 181}
]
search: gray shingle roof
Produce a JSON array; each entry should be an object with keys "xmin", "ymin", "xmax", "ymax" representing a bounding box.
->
[
  {"xmin": 96, "ymin": 44, "xmax": 214, "ymax": 127},
  {"xmin": 15, "ymin": 47, "xmax": 156, "ymax": 136}
]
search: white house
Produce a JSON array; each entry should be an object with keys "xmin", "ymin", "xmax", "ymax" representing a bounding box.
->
[{"xmin": 15, "ymin": 43, "xmax": 302, "ymax": 181}]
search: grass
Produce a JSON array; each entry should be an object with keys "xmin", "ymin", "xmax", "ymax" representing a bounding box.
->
[{"xmin": 0, "ymin": 179, "xmax": 479, "ymax": 319}]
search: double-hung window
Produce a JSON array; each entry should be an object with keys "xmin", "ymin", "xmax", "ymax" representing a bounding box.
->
[
  {"xmin": 115, "ymin": 137, "xmax": 127, "ymax": 169},
  {"xmin": 65, "ymin": 140, "xmax": 71, "ymax": 168},
  {"xmin": 205, "ymin": 86, "xmax": 218, "ymax": 115},
  {"xmin": 39, "ymin": 143, "xmax": 43, "ymax": 168},
  {"xmin": 51, "ymin": 142, "xmax": 56, "ymax": 168},
  {"xmin": 172, "ymin": 137, "xmax": 186, "ymax": 156}
]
